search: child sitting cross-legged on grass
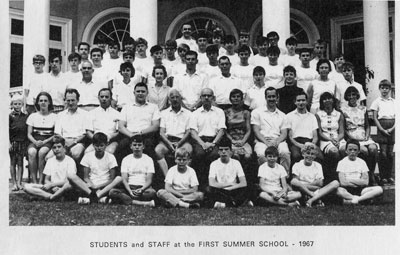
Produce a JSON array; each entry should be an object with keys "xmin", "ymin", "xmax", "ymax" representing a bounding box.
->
[
  {"xmin": 24, "ymin": 135, "xmax": 75, "ymax": 201},
  {"xmin": 68, "ymin": 132, "xmax": 122, "ymax": 204},
  {"xmin": 290, "ymin": 142, "xmax": 339, "ymax": 207},
  {"xmin": 157, "ymin": 147, "xmax": 204, "ymax": 208},
  {"xmin": 258, "ymin": 146, "xmax": 302, "ymax": 206},
  {"xmin": 336, "ymin": 139, "xmax": 383, "ymax": 205},
  {"xmin": 205, "ymin": 137, "xmax": 253, "ymax": 208},
  {"xmin": 108, "ymin": 135, "xmax": 156, "ymax": 207}
]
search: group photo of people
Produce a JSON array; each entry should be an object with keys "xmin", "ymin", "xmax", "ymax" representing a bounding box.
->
[{"xmin": 9, "ymin": 20, "xmax": 395, "ymax": 210}]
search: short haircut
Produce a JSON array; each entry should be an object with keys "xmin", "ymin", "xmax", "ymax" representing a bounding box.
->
[
  {"xmin": 152, "ymin": 65, "xmax": 167, "ymax": 78},
  {"xmin": 165, "ymin": 39, "xmax": 177, "ymax": 48},
  {"xmin": 90, "ymin": 48, "xmax": 103, "ymax": 57},
  {"xmin": 33, "ymin": 54, "xmax": 46, "ymax": 63},
  {"xmin": 108, "ymin": 40, "xmax": 120, "ymax": 49},
  {"xmin": 341, "ymin": 61, "xmax": 354, "ymax": 71},
  {"xmin": 267, "ymin": 46, "xmax": 280, "ymax": 55},
  {"xmin": 134, "ymin": 82, "xmax": 148, "ymax": 91},
  {"xmin": 267, "ymin": 31, "xmax": 280, "ymax": 40},
  {"xmin": 239, "ymin": 30, "xmax": 250, "ymax": 37},
  {"xmin": 178, "ymin": 43, "xmax": 190, "ymax": 51},
  {"xmin": 185, "ymin": 50, "xmax": 198, "ymax": 59},
  {"xmin": 98, "ymin": 87, "xmax": 113, "ymax": 98},
  {"xmin": 346, "ymin": 139, "xmax": 360, "ymax": 150},
  {"xmin": 298, "ymin": 48, "xmax": 313, "ymax": 55},
  {"xmin": 68, "ymin": 52, "xmax": 82, "ymax": 62},
  {"xmin": 218, "ymin": 136, "xmax": 232, "ymax": 149},
  {"xmin": 150, "ymin": 45, "xmax": 163, "ymax": 55},
  {"xmin": 379, "ymin": 79, "xmax": 392, "ymax": 89},
  {"xmin": 265, "ymin": 146, "xmax": 279, "ymax": 157},
  {"xmin": 52, "ymin": 135, "xmax": 65, "ymax": 146},
  {"xmin": 123, "ymin": 50, "xmax": 135, "ymax": 58},
  {"xmin": 314, "ymin": 39, "xmax": 327, "ymax": 47},
  {"xmin": 136, "ymin": 37, "xmax": 148, "ymax": 46},
  {"xmin": 316, "ymin": 58, "xmax": 332, "ymax": 72},
  {"xmin": 218, "ymin": 55, "xmax": 231, "ymax": 64},
  {"xmin": 206, "ymin": 44, "xmax": 219, "ymax": 54},
  {"xmin": 256, "ymin": 36, "xmax": 268, "ymax": 46},
  {"xmin": 283, "ymin": 65, "xmax": 296, "ymax": 76},
  {"xmin": 224, "ymin": 35, "xmax": 236, "ymax": 44},
  {"xmin": 119, "ymin": 62, "xmax": 135, "ymax": 77},
  {"xmin": 295, "ymin": 91, "xmax": 308, "ymax": 101},
  {"xmin": 319, "ymin": 92, "xmax": 336, "ymax": 111},
  {"xmin": 285, "ymin": 37, "xmax": 298, "ymax": 46},
  {"xmin": 344, "ymin": 86, "xmax": 360, "ymax": 101},
  {"xmin": 265, "ymin": 86, "xmax": 277, "ymax": 97},
  {"xmin": 238, "ymin": 45, "xmax": 251, "ymax": 54},
  {"xmin": 229, "ymin": 88, "xmax": 244, "ymax": 101},
  {"xmin": 78, "ymin": 42, "xmax": 90, "ymax": 50},
  {"xmin": 301, "ymin": 142, "xmax": 316, "ymax": 155},
  {"xmin": 196, "ymin": 32, "xmax": 208, "ymax": 41},
  {"xmin": 122, "ymin": 37, "xmax": 135, "ymax": 48},
  {"xmin": 130, "ymin": 134, "xmax": 143, "ymax": 144},
  {"xmin": 175, "ymin": 147, "xmax": 190, "ymax": 158},
  {"xmin": 35, "ymin": 92, "xmax": 54, "ymax": 111},
  {"xmin": 64, "ymin": 88, "xmax": 80, "ymax": 101},
  {"xmin": 253, "ymin": 66, "xmax": 266, "ymax": 76},
  {"xmin": 49, "ymin": 54, "xmax": 62, "ymax": 64},
  {"xmin": 93, "ymin": 132, "xmax": 108, "ymax": 145}
]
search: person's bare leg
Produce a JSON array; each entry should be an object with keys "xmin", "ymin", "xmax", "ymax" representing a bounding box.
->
[
  {"xmin": 307, "ymin": 180, "xmax": 339, "ymax": 206},
  {"xmin": 97, "ymin": 176, "xmax": 123, "ymax": 198},
  {"xmin": 38, "ymin": 147, "xmax": 50, "ymax": 184}
]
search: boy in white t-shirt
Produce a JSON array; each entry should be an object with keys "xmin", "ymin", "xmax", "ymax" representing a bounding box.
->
[
  {"xmin": 157, "ymin": 147, "xmax": 204, "ymax": 208},
  {"xmin": 109, "ymin": 135, "xmax": 156, "ymax": 206},
  {"xmin": 258, "ymin": 146, "xmax": 301, "ymax": 206},
  {"xmin": 205, "ymin": 137, "xmax": 252, "ymax": 208},
  {"xmin": 68, "ymin": 132, "xmax": 122, "ymax": 204},
  {"xmin": 291, "ymin": 143, "xmax": 339, "ymax": 207},
  {"xmin": 336, "ymin": 139, "xmax": 383, "ymax": 204},
  {"xmin": 24, "ymin": 136, "xmax": 76, "ymax": 201}
]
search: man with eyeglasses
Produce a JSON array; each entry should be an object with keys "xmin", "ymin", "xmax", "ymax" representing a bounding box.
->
[
  {"xmin": 24, "ymin": 54, "xmax": 48, "ymax": 114},
  {"xmin": 163, "ymin": 39, "xmax": 180, "ymax": 72},
  {"xmin": 173, "ymin": 50, "xmax": 208, "ymax": 111},
  {"xmin": 190, "ymin": 88, "xmax": 226, "ymax": 187},
  {"xmin": 46, "ymin": 54, "xmax": 68, "ymax": 113},
  {"xmin": 176, "ymin": 23, "xmax": 198, "ymax": 53}
]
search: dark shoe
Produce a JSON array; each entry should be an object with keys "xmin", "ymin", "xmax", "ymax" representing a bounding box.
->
[
  {"xmin": 189, "ymin": 203, "xmax": 201, "ymax": 209},
  {"xmin": 89, "ymin": 190, "xmax": 99, "ymax": 203}
]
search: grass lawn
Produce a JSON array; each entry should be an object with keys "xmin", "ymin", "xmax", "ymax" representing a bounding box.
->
[{"xmin": 9, "ymin": 187, "xmax": 395, "ymax": 226}]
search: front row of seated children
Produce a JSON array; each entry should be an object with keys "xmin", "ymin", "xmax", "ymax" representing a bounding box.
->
[{"xmin": 23, "ymin": 132, "xmax": 384, "ymax": 208}]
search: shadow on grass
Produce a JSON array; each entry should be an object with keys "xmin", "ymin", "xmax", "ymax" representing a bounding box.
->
[{"xmin": 9, "ymin": 188, "xmax": 394, "ymax": 226}]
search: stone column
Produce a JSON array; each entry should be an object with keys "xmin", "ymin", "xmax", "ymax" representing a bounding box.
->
[
  {"xmin": 130, "ymin": 0, "xmax": 158, "ymax": 47},
  {"xmin": 262, "ymin": 0, "xmax": 290, "ymax": 49},
  {"xmin": 23, "ymin": 0, "xmax": 50, "ymax": 86},
  {"xmin": 363, "ymin": 0, "xmax": 391, "ymax": 106}
]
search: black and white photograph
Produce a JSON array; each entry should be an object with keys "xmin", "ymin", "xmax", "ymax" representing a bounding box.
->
[{"xmin": 1, "ymin": 0, "xmax": 399, "ymax": 254}]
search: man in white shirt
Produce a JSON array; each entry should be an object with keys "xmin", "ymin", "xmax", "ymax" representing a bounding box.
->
[
  {"xmin": 48, "ymin": 88, "xmax": 88, "ymax": 164},
  {"xmin": 208, "ymin": 56, "xmax": 243, "ymax": 109},
  {"xmin": 117, "ymin": 82, "xmax": 160, "ymax": 162},
  {"xmin": 64, "ymin": 53, "xmax": 82, "ymax": 89},
  {"xmin": 173, "ymin": 50, "xmax": 208, "ymax": 111},
  {"xmin": 90, "ymin": 48, "xmax": 112, "ymax": 86},
  {"xmin": 72, "ymin": 60, "xmax": 107, "ymax": 111},
  {"xmin": 296, "ymin": 48, "xmax": 319, "ymax": 92},
  {"xmin": 86, "ymin": 88, "xmax": 121, "ymax": 154},
  {"xmin": 175, "ymin": 23, "xmax": 198, "ymax": 52},
  {"xmin": 24, "ymin": 54, "xmax": 48, "ymax": 114},
  {"xmin": 102, "ymin": 41, "xmax": 123, "ymax": 79},
  {"xmin": 46, "ymin": 54, "xmax": 68, "ymax": 113},
  {"xmin": 231, "ymin": 45, "xmax": 255, "ymax": 92},
  {"xmin": 190, "ymin": 88, "xmax": 226, "ymax": 186},
  {"xmin": 251, "ymin": 87, "xmax": 291, "ymax": 173},
  {"xmin": 250, "ymin": 36, "xmax": 269, "ymax": 67},
  {"xmin": 199, "ymin": 44, "xmax": 221, "ymax": 81}
]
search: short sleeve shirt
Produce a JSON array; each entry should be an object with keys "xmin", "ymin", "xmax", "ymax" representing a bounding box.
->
[
  {"xmin": 292, "ymin": 160, "xmax": 324, "ymax": 184},
  {"xmin": 55, "ymin": 108, "xmax": 87, "ymax": 138},
  {"xmin": 209, "ymin": 158, "xmax": 245, "ymax": 184},
  {"xmin": 87, "ymin": 106, "xmax": 120, "ymax": 138},
  {"xmin": 26, "ymin": 112, "xmax": 57, "ymax": 137},
  {"xmin": 336, "ymin": 157, "xmax": 369, "ymax": 180},
  {"xmin": 258, "ymin": 163, "xmax": 287, "ymax": 192},
  {"xmin": 121, "ymin": 154, "xmax": 155, "ymax": 186},
  {"xmin": 43, "ymin": 155, "xmax": 77, "ymax": 183},
  {"xmin": 160, "ymin": 107, "xmax": 192, "ymax": 138},
  {"xmin": 165, "ymin": 165, "xmax": 199, "ymax": 191},
  {"xmin": 286, "ymin": 110, "xmax": 318, "ymax": 139},
  {"xmin": 190, "ymin": 106, "xmax": 226, "ymax": 137},
  {"xmin": 251, "ymin": 106, "xmax": 288, "ymax": 138},
  {"xmin": 119, "ymin": 102, "xmax": 160, "ymax": 133},
  {"xmin": 369, "ymin": 97, "xmax": 395, "ymax": 119},
  {"xmin": 80, "ymin": 151, "xmax": 118, "ymax": 186}
]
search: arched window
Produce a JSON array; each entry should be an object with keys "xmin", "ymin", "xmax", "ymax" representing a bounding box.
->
[
  {"xmin": 82, "ymin": 7, "xmax": 130, "ymax": 48},
  {"xmin": 165, "ymin": 7, "xmax": 238, "ymax": 42}
]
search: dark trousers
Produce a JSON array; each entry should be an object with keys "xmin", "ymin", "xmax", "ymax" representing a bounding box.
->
[
  {"xmin": 191, "ymin": 136, "xmax": 219, "ymax": 188},
  {"xmin": 205, "ymin": 185, "xmax": 259, "ymax": 207}
]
